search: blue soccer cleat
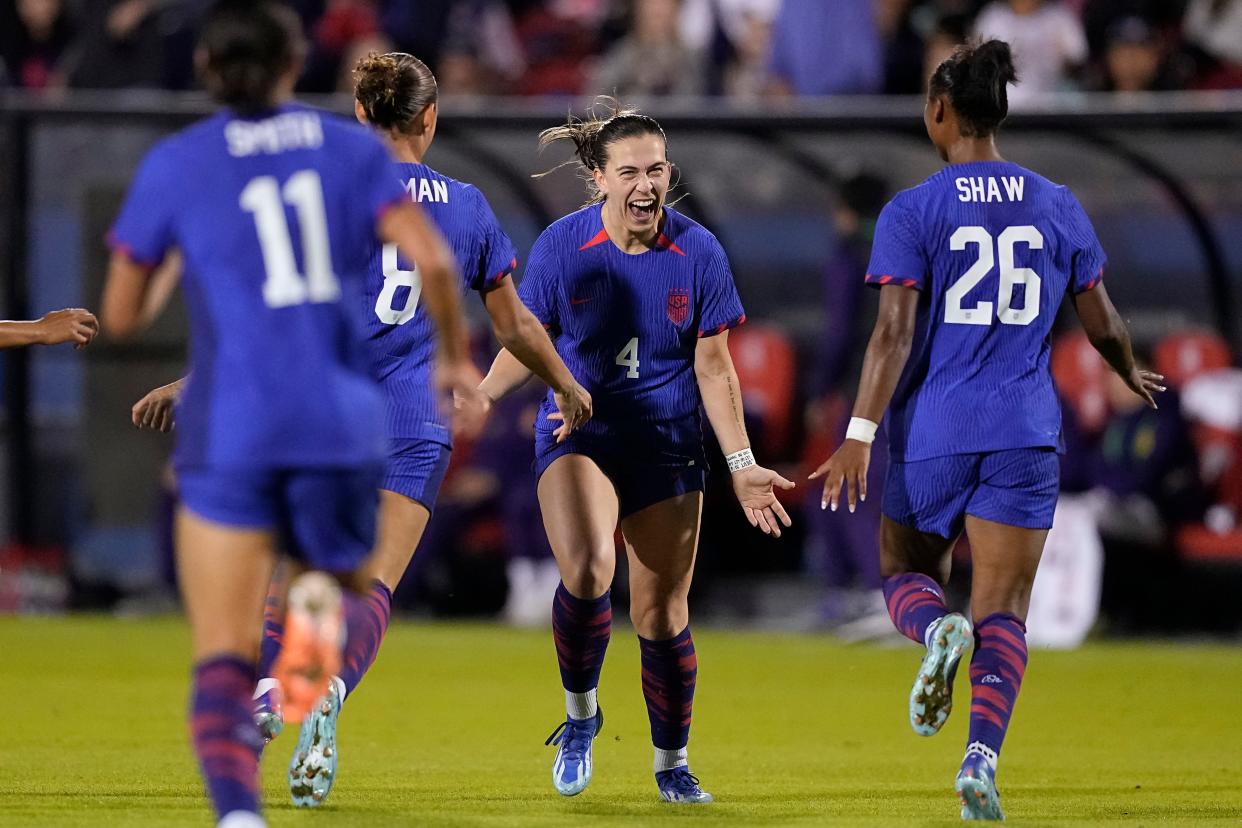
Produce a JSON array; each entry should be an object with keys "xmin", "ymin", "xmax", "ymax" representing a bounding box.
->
[
  {"xmin": 910, "ymin": 613, "xmax": 973, "ymax": 736},
  {"xmin": 253, "ymin": 685, "xmax": 283, "ymax": 745},
  {"xmin": 287, "ymin": 680, "xmax": 342, "ymax": 807},
  {"xmin": 956, "ymin": 748, "xmax": 1004, "ymax": 820},
  {"xmin": 657, "ymin": 767, "xmax": 713, "ymax": 804},
  {"xmin": 546, "ymin": 708, "xmax": 603, "ymax": 796}
]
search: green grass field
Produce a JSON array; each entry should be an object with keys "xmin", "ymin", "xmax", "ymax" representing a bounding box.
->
[{"xmin": 1, "ymin": 617, "xmax": 1239, "ymax": 826}]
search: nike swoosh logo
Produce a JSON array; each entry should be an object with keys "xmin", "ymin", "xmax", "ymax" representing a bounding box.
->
[{"xmin": 570, "ymin": 297, "xmax": 593, "ymax": 305}]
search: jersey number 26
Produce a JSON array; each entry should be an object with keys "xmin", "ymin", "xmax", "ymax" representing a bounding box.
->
[{"xmin": 945, "ymin": 225, "xmax": 1043, "ymax": 326}]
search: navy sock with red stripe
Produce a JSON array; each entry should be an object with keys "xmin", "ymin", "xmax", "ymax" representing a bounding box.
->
[
  {"xmin": 883, "ymin": 572, "xmax": 949, "ymax": 645},
  {"xmin": 638, "ymin": 627, "xmax": 697, "ymax": 768},
  {"xmin": 552, "ymin": 582, "xmax": 611, "ymax": 719},
  {"xmin": 190, "ymin": 656, "xmax": 262, "ymax": 820},
  {"xmin": 257, "ymin": 590, "xmax": 283, "ymax": 679},
  {"xmin": 338, "ymin": 579, "xmax": 393, "ymax": 698},
  {"xmin": 965, "ymin": 612, "xmax": 1028, "ymax": 771}
]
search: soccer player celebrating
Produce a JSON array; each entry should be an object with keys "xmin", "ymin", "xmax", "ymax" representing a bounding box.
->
[
  {"xmin": 811, "ymin": 40, "xmax": 1163, "ymax": 821},
  {"xmin": 102, "ymin": 4, "xmax": 478, "ymax": 827},
  {"xmin": 132, "ymin": 51, "xmax": 592, "ymax": 808},
  {"xmin": 475, "ymin": 102, "xmax": 795, "ymax": 803}
]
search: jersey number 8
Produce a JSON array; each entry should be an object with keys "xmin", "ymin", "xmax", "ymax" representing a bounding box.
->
[
  {"xmin": 945, "ymin": 225, "xmax": 1043, "ymax": 326},
  {"xmin": 375, "ymin": 244, "xmax": 422, "ymax": 325}
]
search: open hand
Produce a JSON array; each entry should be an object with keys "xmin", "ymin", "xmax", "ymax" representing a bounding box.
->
[
  {"xmin": 809, "ymin": 439, "xmax": 871, "ymax": 514},
  {"xmin": 132, "ymin": 381, "xmax": 182, "ymax": 432},
  {"xmin": 732, "ymin": 464, "xmax": 796, "ymax": 537},
  {"xmin": 545, "ymin": 382, "xmax": 592, "ymax": 443},
  {"xmin": 1125, "ymin": 367, "xmax": 1166, "ymax": 410}
]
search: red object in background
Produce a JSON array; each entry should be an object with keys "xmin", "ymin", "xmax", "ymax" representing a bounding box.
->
[
  {"xmin": 728, "ymin": 322, "xmax": 797, "ymax": 459},
  {"xmin": 1154, "ymin": 330, "xmax": 1233, "ymax": 390},
  {"xmin": 1051, "ymin": 330, "xmax": 1110, "ymax": 434},
  {"xmin": 0, "ymin": 543, "xmax": 68, "ymax": 614}
]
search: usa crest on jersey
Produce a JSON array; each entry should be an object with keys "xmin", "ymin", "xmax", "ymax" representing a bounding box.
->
[{"xmin": 667, "ymin": 288, "xmax": 690, "ymax": 324}]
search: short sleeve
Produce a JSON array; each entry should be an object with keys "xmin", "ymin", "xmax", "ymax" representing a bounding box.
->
[
  {"xmin": 356, "ymin": 134, "xmax": 407, "ymax": 226},
  {"xmin": 107, "ymin": 144, "xmax": 178, "ymax": 267},
  {"xmin": 517, "ymin": 230, "xmax": 560, "ymax": 335},
  {"xmin": 865, "ymin": 198, "xmax": 926, "ymax": 290},
  {"xmin": 1061, "ymin": 189, "xmax": 1107, "ymax": 294},
  {"xmin": 697, "ymin": 238, "xmax": 746, "ymax": 337},
  {"xmin": 470, "ymin": 189, "xmax": 518, "ymax": 293}
]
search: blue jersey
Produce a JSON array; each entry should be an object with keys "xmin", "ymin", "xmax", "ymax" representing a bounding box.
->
[
  {"xmin": 519, "ymin": 205, "xmax": 745, "ymax": 434},
  {"xmin": 866, "ymin": 160, "xmax": 1107, "ymax": 462},
  {"xmin": 109, "ymin": 103, "xmax": 405, "ymax": 471},
  {"xmin": 365, "ymin": 162, "xmax": 517, "ymax": 446}
]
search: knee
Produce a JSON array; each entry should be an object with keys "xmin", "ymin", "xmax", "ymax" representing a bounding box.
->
[
  {"xmin": 630, "ymin": 597, "xmax": 688, "ymax": 641},
  {"xmin": 560, "ymin": 548, "xmax": 615, "ymax": 599}
]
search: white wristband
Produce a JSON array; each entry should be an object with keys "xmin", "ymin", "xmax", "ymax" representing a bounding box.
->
[
  {"xmin": 845, "ymin": 417, "xmax": 878, "ymax": 445},
  {"xmin": 725, "ymin": 447, "xmax": 756, "ymax": 473}
]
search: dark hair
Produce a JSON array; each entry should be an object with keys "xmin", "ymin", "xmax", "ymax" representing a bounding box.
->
[
  {"xmin": 537, "ymin": 98, "xmax": 668, "ymax": 205},
  {"xmin": 928, "ymin": 39, "xmax": 1018, "ymax": 138},
  {"xmin": 354, "ymin": 52, "xmax": 438, "ymax": 131},
  {"xmin": 200, "ymin": 0, "xmax": 303, "ymax": 114}
]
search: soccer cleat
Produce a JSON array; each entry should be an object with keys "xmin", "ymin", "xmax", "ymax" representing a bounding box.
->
[
  {"xmin": 288, "ymin": 681, "xmax": 342, "ymax": 808},
  {"xmin": 910, "ymin": 613, "xmax": 973, "ymax": 736},
  {"xmin": 272, "ymin": 572, "xmax": 344, "ymax": 725},
  {"xmin": 253, "ymin": 682, "xmax": 284, "ymax": 745},
  {"xmin": 956, "ymin": 750, "xmax": 1004, "ymax": 820},
  {"xmin": 656, "ymin": 767, "xmax": 713, "ymax": 804},
  {"xmin": 545, "ymin": 707, "xmax": 603, "ymax": 796}
]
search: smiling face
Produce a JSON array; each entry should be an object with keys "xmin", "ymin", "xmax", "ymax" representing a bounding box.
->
[{"xmin": 593, "ymin": 133, "xmax": 670, "ymax": 242}]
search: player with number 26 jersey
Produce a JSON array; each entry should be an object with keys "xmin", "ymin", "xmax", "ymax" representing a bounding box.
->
[{"xmin": 866, "ymin": 159, "xmax": 1105, "ymax": 465}]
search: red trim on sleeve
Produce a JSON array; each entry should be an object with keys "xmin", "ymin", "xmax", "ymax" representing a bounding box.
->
[
  {"xmin": 579, "ymin": 229, "xmax": 610, "ymax": 251},
  {"xmin": 1078, "ymin": 266, "xmax": 1105, "ymax": 294},
  {"xmin": 486, "ymin": 257, "xmax": 517, "ymax": 288},
  {"xmin": 865, "ymin": 273, "xmax": 921, "ymax": 290},
  {"xmin": 698, "ymin": 313, "xmax": 746, "ymax": 338},
  {"xmin": 105, "ymin": 231, "xmax": 162, "ymax": 269}
]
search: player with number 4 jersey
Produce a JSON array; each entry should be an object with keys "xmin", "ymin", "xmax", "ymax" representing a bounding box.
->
[
  {"xmin": 811, "ymin": 40, "xmax": 1164, "ymax": 822},
  {"xmin": 474, "ymin": 102, "xmax": 794, "ymax": 804}
]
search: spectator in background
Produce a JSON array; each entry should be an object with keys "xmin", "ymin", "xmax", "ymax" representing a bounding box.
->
[
  {"xmin": 591, "ymin": 0, "xmax": 704, "ymax": 97},
  {"xmin": 0, "ymin": 0, "xmax": 73, "ymax": 90},
  {"xmin": 677, "ymin": 0, "xmax": 779, "ymax": 96},
  {"xmin": 921, "ymin": 13, "xmax": 971, "ymax": 92},
  {"xmin": 1094, "ymin": 16, "xmax": 1175, "ymax": 91},
  {"xmin": 300, "ymin": 0, "xmax": 389, "ymax": 92},
  {"xmin": 720, "ymin": 3, "xmax": 776, "ymax": 100},
  {"xmin": 973, "ymin": 0, "xmax": 1088, "ymax": 104},
  {"xmin": 64, "ymin": 0, "xmax": 170, "ymax": 89},
  {"xmin": 876, "ymin": 0, "xmax": 928, "ymax": 94},
  {"xmin": 511, "ymin": 0, "xmax": 605, "ymax": 96},
  {"xmin": 1183, "ymin": 0, "xmax": 1242, "ymax": 88},
  {"xmin": 766, "ymin": 0, "xmax": 882, "ymax": 96}
]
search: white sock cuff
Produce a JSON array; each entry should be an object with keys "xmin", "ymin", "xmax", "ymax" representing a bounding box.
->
[
  {"xmin": 965, "ymin": 741, "xmax": 999, "ymax": 771},
  {"xmin": 331, "ymin": 675, "xmax": 347, "ymax": 703},
  {"xmin": 565, "ymin": 687, "xmax": 598, "ymax": 721},
  {"xmin": 252, "ymin": 677, "xmax": 279, "ymax": 701},
  {"xmin": 654, "ymin": 746, "xmax": 688, "ymax": 772}
]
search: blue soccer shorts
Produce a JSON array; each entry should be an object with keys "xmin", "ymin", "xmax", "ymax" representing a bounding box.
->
[
  {"xmin": 534, "ymin": 418, "xmax": 707, "ymax": 519},
  {"xmin": 381, "ymin": 437, "xmax": 452, "ymax": 512},
  {"xmin": 178, "ymin": 464, "xmax": 383, "ymax": 574},
  {"xmin": 882, "ymin": 447, "xmax": 1060, "ymax": 539}
]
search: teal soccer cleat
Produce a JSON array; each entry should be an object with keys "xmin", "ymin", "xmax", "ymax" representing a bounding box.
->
[
  {"xmin": 546, "ymin": 708, "xmax": 603, "ymax": 796},
  {"xmin": 956, "ymin": 748, "xmax": 1004, "ymax": 820},
  {"xmin": 910, "ymin": 613, "xmax": 973, "ymax": 736},
  {"xmin": 287, "ymin": 680, "xmax": 342, "ymax": 807}
]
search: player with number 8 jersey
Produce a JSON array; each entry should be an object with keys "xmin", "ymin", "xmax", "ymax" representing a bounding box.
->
[{"xmin": 811, "ymin": 40, "xmax": 1164, "ymax": 822}]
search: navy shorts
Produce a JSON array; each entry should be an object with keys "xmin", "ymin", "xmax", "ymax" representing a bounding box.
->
[
  {"xmin": 381, "ymin": 437, "xmax": 452, "ymax": 512},
  {"xmin": 882, "ymin": 448, "xmax": 1060, "ymax": 539},
  {"xmin": 534, "ymin": 419, "xmax": 707, "ymax": 520},
  {"xmin": 178, "ymin": 464, "xmax": 383, "ymax": 574}
]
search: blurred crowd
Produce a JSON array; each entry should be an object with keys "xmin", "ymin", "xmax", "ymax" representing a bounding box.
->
[{"xmin": 3, "ymin": 0, "xmax": 1241, "ymax": 99}]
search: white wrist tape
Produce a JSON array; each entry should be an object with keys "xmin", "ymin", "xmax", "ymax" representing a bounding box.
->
[
  {"xmin": 725, "ymin": 447, "xmax": 756, "ymax": 473},
  {"xmin": 845, "ymin": 417, "xmax": 879, "ymax": 445}
]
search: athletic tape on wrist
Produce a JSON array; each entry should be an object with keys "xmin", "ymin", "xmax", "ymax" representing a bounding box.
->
[
  {"xmin": 845, "ymin": 417, "xmax": 878, "ymax": 445},
  {"xmin": 725, "ymin": 447, "xmax": 756, "ymax": 473}
]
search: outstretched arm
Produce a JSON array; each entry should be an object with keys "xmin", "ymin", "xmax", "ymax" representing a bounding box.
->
[
  {"xmin": 810, "ymin": 284, "xmax": 919, "ymax": 512},
  {"xmin": 0, "ymin": 308, "xmax": 98, "ymax": 349},
  {"xmin": 1071, "ymin": 283, "xmax": 1163, "ymax": 408},
  {"xmin": 695, "ymin": 331, "xmax": 795, "ymax": 536},
  {"xmin": 482, "ymin": 279, "xmax": 591, "ymax": 435}
]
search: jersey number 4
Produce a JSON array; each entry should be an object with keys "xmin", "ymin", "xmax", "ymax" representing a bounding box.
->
[
  {"xmin": 616, "ymin": 337, "xmax": 640, "ymax": 378},
  {"xmin": 375, "ymin": 244, "xmax": 422, "ymax": 325},
  {"xmin": 945, "ymin": 226, "xmax": 1043, "ymax": 326},
  {"xmin": 240, "ymin": 170, "xmax": 340, "ymax": 309}
]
